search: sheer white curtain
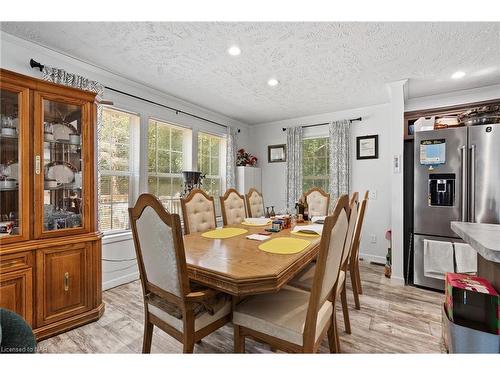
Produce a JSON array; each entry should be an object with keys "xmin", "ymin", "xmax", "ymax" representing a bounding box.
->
[
  {"xmin": 328, "ymin": 120, "xmax": 351, "ymax": 201},
  {"xmin": 286, "ymin": 126, "xmax": 303, "ymax": 211},
  {"xmin": 225, "ymin": 126, "xmax": 238, "ymax": 189}
]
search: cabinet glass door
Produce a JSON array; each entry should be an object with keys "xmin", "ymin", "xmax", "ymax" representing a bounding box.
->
[
  {"xmin": 0, "ymin": 85, "xmax": 29, "ymax": 244},
  {"xmin": 35, "ymin": 93, "xmax": 90, "ymax": 237}
]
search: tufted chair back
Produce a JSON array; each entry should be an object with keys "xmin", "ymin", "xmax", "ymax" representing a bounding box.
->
[
  {"xmin": 220, "ymin": 188, "xmax": 247, "ymax": 225},
  {"xmin": 180, "ymin": 189, "xmax": 217, "ymax": 234},
  {"xmin": 304, "ymin": 188, "xmax": 330, "ymax": 217},
  {"xmin": 245, "ymin": 188, "xmax": 265, "ymax": 218}
]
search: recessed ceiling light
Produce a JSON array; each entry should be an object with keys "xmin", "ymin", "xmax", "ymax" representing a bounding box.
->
[
  {"xmin": 227, "ymin": 46, "xmax": 241, "ymax": 56},
  {"xmin": 267, "ymin": 78, "xmax": 279, "ymax": 87},
  {"xmin": 451, "ymin": 71, "xmax": 466, "ymax": 79}
]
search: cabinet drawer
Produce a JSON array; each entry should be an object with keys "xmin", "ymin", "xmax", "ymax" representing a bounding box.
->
[
  {"xmin": 0, "ymin": 251, "xmax": 33, "ymax": 274},
  {"xmin": 0, "ymin": 267, "xmax": 33, "ymax": 326},
  {"xmin": 36, "ymin": 242, "xmax": 92, "ymax": 326}
]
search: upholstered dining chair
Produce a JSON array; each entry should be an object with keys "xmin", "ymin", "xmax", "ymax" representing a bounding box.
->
[
  {"xmin": 220, "ymin": 188, "xmax": 247, "ymax": 225},
  {"xmin": 303, "ymin": 188, "xmax": 330, "ymax": 217},
  {"xmin": 180, "ymin": 188, "xmax": 217, "ymax": 235},
  {"xmin": 245, "ymin": 188, "xmax": 265, "ymax": 218},
  {"xmin": 348, "ymin": 191, "xmax": 369, "ymax": 309},
  {"xmin": 129, "ymin": 194, "xmax": 231, "ymax": 353},
  {"xmin": 290, "ymin": 192, "xmax": 359, "ymax": 338},
  {"xmin": 232, "ymin": 195, "xmax": 350, "ymax": 354}
]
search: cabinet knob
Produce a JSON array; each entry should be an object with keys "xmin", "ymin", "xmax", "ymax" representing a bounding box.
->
[{"xmin": 64, "ymin": 272, "xmax": 69, "ymax": 291}]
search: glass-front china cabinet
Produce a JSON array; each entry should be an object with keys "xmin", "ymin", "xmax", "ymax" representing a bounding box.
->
[{"xmin": 0, "ymin": 69, "xmax": 103, "ymax": 340}]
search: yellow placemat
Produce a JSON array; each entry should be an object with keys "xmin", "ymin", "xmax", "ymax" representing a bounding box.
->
[
  {"xmin": 258, "ymin": 237, "xmax": 311, "ymax": 255},
  {"xmin": 290, "ymin": 230, "xmax": 320, "ymax": 238},
  {"xmin": 241, "ymin": 220, "xmax": 271, "ymax": 227},
  {"xmin": 201, "ymin": 227, "xmax": 248, "ymax": 239}
]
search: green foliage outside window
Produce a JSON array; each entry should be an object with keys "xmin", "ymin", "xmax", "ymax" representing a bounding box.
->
[{"xmin": 302, "ymin": 137, "xmax": 330, "ymax": 194}]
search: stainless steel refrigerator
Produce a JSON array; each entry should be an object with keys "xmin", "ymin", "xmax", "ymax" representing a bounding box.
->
[{"xmin": 413, "ymin": 123, "xmax": 500, "ymax": 290}]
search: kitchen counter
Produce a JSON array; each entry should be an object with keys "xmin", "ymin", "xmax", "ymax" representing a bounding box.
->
[
  {"xmin": 451, "ymin": 222, "xmax": 500, "ymax": 263},
  {"xmin": 451, "ymin": 221, "xmax": 500, "ymax": 290}
]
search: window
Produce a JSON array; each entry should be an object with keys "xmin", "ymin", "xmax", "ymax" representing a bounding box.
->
[
  {"xmin": 148, "ymin": 119, "xmax": 190, "ymax": 213},
  {"xmin": 99, "ymin": 108, "xmax": 139, "ymax": 232},
  {"xmin": 302, "ymin": 137, "xmax": 330, "ymax": 193},
  {"xmin": 197, "ymin": 132, "xmax": 225, "ymax": 214}
]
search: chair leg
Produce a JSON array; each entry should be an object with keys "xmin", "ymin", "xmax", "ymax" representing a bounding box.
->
[
  {"xmin": 334, "ymin": 313, "xmax": 341, "ymax": 353},
  {"xmin": 355, "ymin": 261, "xmax": 363, "ymax": 295},
  {"xmin": 340, "ymin": 283, "xmax": 351, "ymax": 334},
  {"xmin": 234, "ymin": 324, "xmax": 245, "ymax": 353},
  {"xmin": 183, "ymin": 339, "xmax": 195, "ymax": 353},
  {"xmin": 327, "ymin": 314, "xmax": 339, "ymax": 353},
  {"xmin": 350, "ymin": 265, "xmax": 361, "ymax": 310},
  {"xmin": 142, "ymin": 317, "xmax": 154, "ymax": 354}
]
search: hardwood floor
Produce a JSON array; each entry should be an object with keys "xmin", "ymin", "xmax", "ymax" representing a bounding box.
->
[{"xmin": 37, "ymin": 261, "xmax": 446, "ymax": 353}]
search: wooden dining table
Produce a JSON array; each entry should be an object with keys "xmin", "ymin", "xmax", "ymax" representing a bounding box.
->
[{"xmin": 183, "ymin": 223, "xmax": 321, "ymax": 297}]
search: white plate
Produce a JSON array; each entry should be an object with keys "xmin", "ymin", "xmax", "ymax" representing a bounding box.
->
[
  {"xmin": 3, "ymin": 163, "xmax": 18, "ymax": 180},
  {"xmin": 46, "ymin": 163, "xmax": 75, "ymax": 184}
]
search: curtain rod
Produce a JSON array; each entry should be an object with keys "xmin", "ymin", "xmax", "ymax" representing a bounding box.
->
[
  {"xmin": 281, "ymin": 117, "xmax": 362, "ymax": 131},
  {"xmin": 29, "ymin": 58, "xmax": 240, "ymax": 133}
]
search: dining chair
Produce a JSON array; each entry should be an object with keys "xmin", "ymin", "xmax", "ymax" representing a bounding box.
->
[
  {"xmin": 303, "ymin": 187, "xmax": 330, "ymax": 217},
  {"xmin": 180, "ymin": 188, "xmax": 217, "ymax": 235},
  {"xmin": 232, "ymin": 194, "xmax": 350, "ymax": 353},
  {"xmin": 349, "ymin": 191, "xmax": 369, "ymax": 309},
  {"xmin": 245, "ymin": 188, "xmax": 265, "ymax": 218},
  {"xmin": 220, "ymin": 188, "xmax": 247, "ymax": 225},
  {"xmin": 290, "ymin": 192, "xmax": 359, "ymax": 336},
  {"xmin": 129, "ymin": 194, "xmax": 231, "ymax": 353}
]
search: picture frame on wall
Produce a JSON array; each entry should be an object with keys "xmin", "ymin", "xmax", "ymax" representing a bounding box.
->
[
  {"xmin": 356, "ymin": 135, "xmax": 378, "ymax": 160},
  {"xmin": 268, "ymin": 144, "xmax": 286, "ymax": 163}
]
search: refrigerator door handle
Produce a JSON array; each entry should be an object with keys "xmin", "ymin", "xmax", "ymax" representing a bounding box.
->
[
  {"xmin": 469, "ymin": 144, "xmax": 476, "ymax": 222},
  {"xmin": 460, "ymin": 145, "xmax": 467, "ymax": 222}
]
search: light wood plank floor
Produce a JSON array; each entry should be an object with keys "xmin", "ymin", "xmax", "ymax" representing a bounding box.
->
[{"xmin": 37, "ymin": 261, "xmax": 446, "ymax": 353}]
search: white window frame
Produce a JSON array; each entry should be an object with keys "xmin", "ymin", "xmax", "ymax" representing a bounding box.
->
[{"xmin": 99, "ymin": 107, "xmax": 140, "ymax": 235}]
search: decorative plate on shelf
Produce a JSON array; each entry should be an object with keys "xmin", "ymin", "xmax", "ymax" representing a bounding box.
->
[
  {"xmin": 45, "ymin": 161, "xmax": 77, "ymax": 184},
  {"xmin": 3, "ymin": 161, "xmax": 19, "ymax": 181},
  {"xmin": 52, "ymin": 122, "xmax": 78, "ymax": 142}
]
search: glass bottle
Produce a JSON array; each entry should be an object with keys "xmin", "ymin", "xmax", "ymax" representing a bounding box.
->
[{"xmin": 270, "ymin": 206, "xmax": 275, "ymax": 217}]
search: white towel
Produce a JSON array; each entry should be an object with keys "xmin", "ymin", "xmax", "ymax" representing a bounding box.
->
[
  {"xmin": 424, "ymin": 239, "xmax": 454, "ymax": 280},
  {"xmin": 453, "ymin": 242, "xmax": 477, "ymax": 274}
]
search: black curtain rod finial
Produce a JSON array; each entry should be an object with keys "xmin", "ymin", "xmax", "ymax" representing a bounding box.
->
[{"xmin": 30, "ymin": 58, "xmax": 44, "ymax": 72}]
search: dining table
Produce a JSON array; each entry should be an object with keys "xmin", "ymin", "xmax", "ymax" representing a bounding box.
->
[{"xmin": 183, "ymin": 223, "xmax": 322, "ymax": 297}]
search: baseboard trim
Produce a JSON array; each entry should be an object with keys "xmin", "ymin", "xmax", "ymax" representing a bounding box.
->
[
  {"xmin": 103, "ymin": 271, "xmax": 139, "ymax": 291},
  {"xmin": 359, "ymin": 253, "xmax": 386, "ymax": 265}
]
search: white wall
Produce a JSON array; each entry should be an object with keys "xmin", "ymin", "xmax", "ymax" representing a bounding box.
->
[
  {"xmin": 1, "ymin": 31, "xmax": 250, "ymax": 290},
  {"xmin": 249, "ymin": 103, "xmax": 393, "ymax": 264}
]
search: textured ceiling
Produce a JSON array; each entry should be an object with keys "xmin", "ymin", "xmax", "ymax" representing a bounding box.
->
[{"xmin": 1, "ymin": 22, "xmax": 499, "ymax": 124}]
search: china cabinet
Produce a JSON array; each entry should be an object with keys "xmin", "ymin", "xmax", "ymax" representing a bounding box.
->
[{"xmin": 0, "ymin": 69, "xmax": 103, "ymax": 340}]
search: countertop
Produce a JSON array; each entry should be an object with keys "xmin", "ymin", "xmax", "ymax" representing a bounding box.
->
[{"xmin": 451, "ymin": 222, "xmax": 500, "ymax": 263}]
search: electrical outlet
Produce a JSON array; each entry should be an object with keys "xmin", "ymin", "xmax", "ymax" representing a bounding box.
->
[
  {"xmin": 369, "ymin": 190, "xmax": 377, "ymax": 200},
  {"xmin": 370, "ymin": 234, "xmax": 377, "ymax": 244}
]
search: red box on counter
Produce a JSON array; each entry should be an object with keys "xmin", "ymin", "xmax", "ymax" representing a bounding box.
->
[{"xmin": 445, "ymin": 273, "xmax": 499, "ymax": 335}]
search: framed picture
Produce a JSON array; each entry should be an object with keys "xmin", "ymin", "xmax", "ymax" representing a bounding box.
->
[
  {"xmin": 268, "ymin": 144, "xmax": 286, "ymax": 163},
  {"xmin": 356, "ymin": 135, "xmax": 378, "ymax": 160}
]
